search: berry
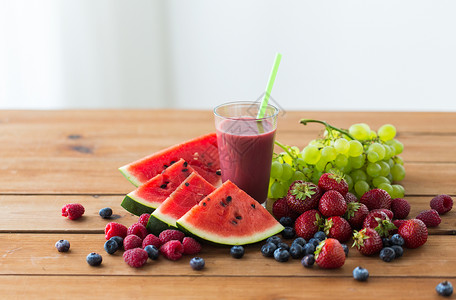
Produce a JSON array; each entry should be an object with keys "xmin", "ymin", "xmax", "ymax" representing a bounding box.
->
[
  {"xmin": 86, "ymin": 253, "xmax": 102, "ymax": 266},
  {"xmin": 294, "ymin": 209, "xmax": 323, "ymax": 240},
  {"xmin": 318, "ymin": 190, "xmax": 347, "ymax": 217},
  {"xmin": 61, "ymin": 203, "xmax": 85, "ymax": 220},
  {"xmin": 55, "ymin": 240, "xmax": 70, "ymax": 252},
  {"xmin": 430, "ymin": 195, "xmax": 453, "ymax": 215},
  {"xmin": 436, "ymin": 281, "xmax": 453, "ymax": 297},
  {"xmin": 382, "ymin": 237, "xmax": 392, "ymax": 247},
  {"xmin": 289, "ymin": 244, "xmax": 304, "ymax": 259},
  {"xmin": 313, "ymin": 231, "xmax": 326, "ymax": 242},
  {"xmin": 363, "ymin": 210, "xmax": 396, "ymax": 238},
  {"xmin": 392, "ymin": 219, "xmax": 407, "ymax": 234},
  {"xmin": 341, "ymin": 244, "xmax": 349, "ymax": 257},
  {"xmin": 189, "ymin": 257, "xmax": 205, "ymax": 270},
  {"xmin": 159, "ymin": 229, "xmax": 185, "ymax": 244},
  {"xmin": 390, "ymin": 234, "xmax": 405, "ymax": 246},
  {"xmin": 272, "ymin": 198, "xmax": 298, "ymax": 220},
  {"xmin": 279, "ymin": 216, "xmax": 294, "ymax": 227},
  {"xmin": 138, "ymin": 213, "xmax": 151, "ymax": 227},
  {"xmin": 105, "ymin": 222, "xmax": 128, "ymax": 240},
  {"xmin": 344, "ymin": 192, "xmax": 358, "ymax": 203},
  {"xmin": 391, "ymin": 245, "xmax": 404, "ymax": 258},
  {"xmin": 315, "ymin": 238, "xmax": 346, "ymax": 269},
  {"xmin": 324, "ymin": 216, "xmax": 352, "ymax": 243},
  {"xmin": 109, "ymin": 236, "xmax": 124, "ymax": 249},
  {"xmin": 282, "ymin": 227, "xmax": 295, "ymax": 239},
  {"xmin": 286, "ymin": 181, "xmax": 322, "ymax": 214},
  {"xmin": 308, "ymin": 238, "xmax": 320, "ymax": 247},
  {"xmin": 370, "ymin": 208, "xmax": 394, "ymax": 220},
  {"xmin": 391, "ymin": 198, "xmax": 411, "ymax": 219},
  {"xmin": 123, "ymin": 248, "xmax": 148, "ymax": 268},
  {"xmin": 142, "ymin": 234, "xmax": 161, "ymax": 249},
  {"xmin": 353, "ymin": 266, "xmax": 369, "ymax": 281},
  {"xmin": 353, "ymin": 228, "xmax": 383, "ymax": 256},
  {"xmin": 127, "ymin": 223, "xmax": 148, "ymax": 240},
  {"xmin": 144, "ymin": 245, "xmax": 159, "ymax": 260},
  {"xmin": 261, "ymin": 243, "xmax": 278, "ymax": 257},
  {"xmin": 266, "ymin": 236, "xmax": 282, "ymax": 246},
  {"xmin": 278, "ymin": 242, "xmax": 290, "ymax": 251},
  {"xmin": 230, "ymin": 245, "xmax": 245, "ymax": 259},
  {"xmin": 182, "ymin": 237, "xmax": 202, "ymax": 255},
  {"xmin": 398, "ymin": 219, "xmax": 428, "ymax": 249},
  {"xmin": 416, "ymin": 209, "xmax": 442, "ymax": 227},
  {"xmin": 303, "ymin": 243, "xmax": 316, "ymax": 255},
  {"xmin": 345, "ymin": 202, "xmax": 369, "ymax": 230},
  {"xmin": 379, "ymin": 247, "xmax": 395, "ymax": 262},
  {"xmin": 104, "ymin": 239, "xmax": 119, "ymax": 254},
  {"xmin": 99, "ymin": 207, "xmax": 112, "ymax": 219},
  {"xmin": 318, "ymin": 172, "xmax": 349, "ymax": 196},
  {"xmin": 360, "ymin": 189, "xmax": 392, "ymax": 210},
  {"xmin": 273, "ymin": 248, "xmax": 290, "ymax": 262},
  {"xmin": 123, "ymin": 235, "xmax": 143, "ymax": 251},
  {"xmin": 160, "ymin": 240, "xmax": 184, "ymax": 261},
  {"xmin": 292, "ymin": 237, "xmax": 307, "ymax": 247},
  {"xmin": 301, "ymin": 254, "xmax": 315, "ymax": 267}
]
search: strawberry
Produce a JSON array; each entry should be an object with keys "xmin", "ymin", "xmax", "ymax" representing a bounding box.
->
[
  {"xmin": 318, "ymin": 172, "xmax": 349, "ymax": 197},
  {"xmin": 323, "ymin": 216, "xmax": 352, "ymax": 243},
  {"xmin": 416, "ymin": 209, "xmax": 441, "ymax": 227},
  {"xmin": 344, "ymin": 192, "xmax": 358, "ymax": 204},
  {"xmin": 430, "ymin": 194, "xmax": 453, "ymax": 215},
  {"xmin": 318, "ymin": 190, "xmax": 347, "ymax": 217},
  {"xmin": 294, "ymin": 209, "xmax": 323, "ymax": 240},
  {"xmin": 272, "ymin": 197, "xmax": 299, "ymax": 220},
  {"xmin": 352, "ymin": 228, "xmax": 383, "ymax": 256},
  {"xmin": 315, "ymin": 238, "xmax": 346, "ymax": 269},
  {"xmin": 360, "ymin": 188, "xmax": 392, "ymax": 210},
  {"xmin": 363, "ymin": 211, "xmax": 396, "ymax": 237},
  {"xmin": 370, "ymin": 208, "xmax": 394, "ymax": 220},
  {"xmin": 345, "ymin": 202, "xmax": 369, "ymax": 229},
  {"xmin": 286, "ymin": 181, "xmax": 322, "ymax": 214},
  {"xmin": 391, "ymin": 219, "xmax": 407, "ymax": 235},
  {"xmin": 391, "ymin": 198, "xmax": 411, "ymax": 219},
  {"xmin": 398, "ymin": 219, "xmax": 428, "ymax": 249}
]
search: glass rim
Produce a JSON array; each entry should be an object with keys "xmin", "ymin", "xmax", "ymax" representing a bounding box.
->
[{"xmin": 213, "ymin": 101, "xmax": 279, "ymax": 121}]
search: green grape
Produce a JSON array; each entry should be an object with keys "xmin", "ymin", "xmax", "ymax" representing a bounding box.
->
[
  {"xmin": 378, "ymin": 124, "xmax": 396, "ymax": 141},
  {"xmin": 324, "ymin": 162, "xmax": 334, "ymax": 172},
  {"xmin": 350, "ymin": 155, "xmax": 365, "ymax": 169},
  {"xmin": 387, "ymin": 158, "xmax": 395, "ymax": 169},
  {"xmin": 351, "ymin": 169, "xmax": 367, "ymax": 183},
  {"xmin": 391, "ymin": 164, "xmax": 406, "ymax": 181},
  {"xmin": 315, "ymin": 159, "xmax": 327, "ymax": 172},
  {"xmin": 366, "ymin": 162, "xmax": 381, "ymax": 177},
  {"xmin": 302, "ymin": 167, "xmax": 313, "ymax": 177},
  {"xmin": 386, "ymin": 173, "xmax": 393, "ymax": 182},
  {"xmin": 302, "ymin": 145, "xmax": 321, "ymax": 165},
  {"xmin": 369, "ymin": 130, "xmax": 377, "ymax": 140},
  {"xmin": 335, "ymin": 154, "xmax": 348, "ymax": 168},
  {"xmin": 367, "ymin": 151, "xmax": 379, "ymax": 163},
  {"xmin": 349, "ymin": 123, "xmax": 370, "ymax": 141},
  {"xmin": 281, "ymin": 163, "xmax": 294, "ymax": 181},
  {"xmin": 270, "ymin": 161, "xmax": 283, "ymax": 179},
  {"xmin": 394, "ymin": 156, "xmax": 404, "ymax": 165},
  {"xmin": 340, "ymin": 163, "xmax": 352, "ymax": 174},
  {"xmin": 378, "ymin": 183, "xmax": 393, "ymax": 195},
  {"xmin": 321, "ymin": 146, "xmax": 337, "ymax": 161},
  {"xmin": 281, "ymin": 153, "xmax": 293, "ymax": 165},
  {"xmin": 354, "ymin": 180, "xmax": 370, "ymax": 196},
  {"xmin": 388, "ymin": 139, "xmax": 404, "ymax": 155},
  {"xmin": 270, "ymin": 181, "xmax": 287, "ymax": 198},
  {"xmin": 296, "ymin": 158, "xmax": 306, "ymax": 168},
  {"xmin": 334, "ymin": 138, "xmax": 350, "ymax": 154},
  {"xmin": 372, "ymin": 176, "xmax": 390, "ymax": 187},
  {"xmin": 369, "ymin": 143, "xmax": 386, "ymax": 160},
  {"xmin": 291, "ymin": 146, "xmax": 300, "ymax": 155},
  {"xmin": 291, "ymin": 170, "xmax": 306, "ymax": 182},
  {"xmin": 344, "ymin": 174, "xmax": 353, "ymax": 191},
  {"xmin": 378, "ymin": 161, "xmax": 390, "ymax": 177},
  {"xmin": 311, "ymin": 170, "xmax": 323, "ymax": 185},
  {"xmin": 348, "ymin": 140, "xmax": 364, "ymax": 157},
  {"xmin": 392, "ymin": 184, "xmax": 405, "ymax": 197},
  {"xmin": 383, "ymin": 145, "xmax": 393, "ymax": 159}
]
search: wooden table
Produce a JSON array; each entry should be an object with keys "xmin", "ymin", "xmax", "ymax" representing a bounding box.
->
[{"xmin": 0, "ymin": 110, "xmax": 455, "ymax": 299}]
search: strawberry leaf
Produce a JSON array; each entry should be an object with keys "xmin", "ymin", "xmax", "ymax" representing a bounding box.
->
[{"xmin": 290, "ymin": 183, "xmax": 316, "ymax": 200}]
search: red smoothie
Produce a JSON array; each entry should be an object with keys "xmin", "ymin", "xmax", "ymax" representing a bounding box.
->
[{"xmin": 216, "ymin": 118, "xmax": 276, "ymax": 204}]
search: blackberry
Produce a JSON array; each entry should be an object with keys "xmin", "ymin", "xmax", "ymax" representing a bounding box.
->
[
  {"xmin": 282, "ymin": 227, "xmax": 295, "ymax": 239},
  {"xmin": 261, "ymin": 243, "xmax": 277, "ymax": 258},
  {"xmin": 273, "ymin": 248, "xmax": 290, "ymax": 262},
  {"xmin": 391, "ymin": 245, "xmax": 404, "ymax": 258},
  {"xmin": 436, "ymin": 281, "xmax": 453, "ymax": 297},
  {"xmin": 109, "ymin": 236, "xmax": 124, "ymax": 249},
  {"xmin": 292, "ymin": 237, "xmax": 306, "ymax": 247},
  {"xmin": 144, "ymin": 245, "xmax": 159, "ymax": 260},
  {"xmin": 99, "ymin": 207, "xmax": 113, "ymax": 219},
  {"xmin": 86, "ymin": 253, "xmax": 102, "ymax": 266},
  {"xmin": 279, "ymin": 216, "xmax": 294, "ymax": 227},
  {"xmin": 266, "ymin": 236, "xmax": 282, "ymax": 246},
  {"xmin": 303, "ymin": 243, "xmax": 316, "ymax": 255},
  {"xmin": 379, "ymin": 247, "xmax": 395, "ymax": 262},
  {"xmin": 301, "ymin": 254, "xmax": 315, "ymax": 268},
  {"xmin": 189, "ymin": 257, "xmax": 205, "ymax": 270},
  {"xmin": 390, "ymin": 234, "xmax": 405, "ymax": 246},
  {"xmin": 230, "ymin": 245, "xmax": 245, "ymax": 259},
  {"xmin": 308, "ymin": 238, "xmax": 320, "ymax": 247},
  {"xmin": 353, "ymin": 266, "xmax": 369, "ymax": 281},
  {"xmin": 104, "ymin": 239, "xmax": 119, "ymax": 255},
  {"xmin": 278, "ymin": 242, "xmax": 290, "ymax": 251},
  {"xmin": 55, "ymin": 240, "xmax": 70, "ymax": 252},
  {"xmin": 341, "ymin": 243, "xmax": 349, "ymax": 257},
  {"xmin": 313, "ymin": 231, "xmax": 326, "ymax": 241},
  {"xmin": 289, "ymin": 244, "xmax": 303, "ymax": 259},
  {"xmin": 382, "ymin": 237, "xmax": 392, "ymax": 247}
]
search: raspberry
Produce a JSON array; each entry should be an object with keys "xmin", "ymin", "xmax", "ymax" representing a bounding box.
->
[
  {"xmin": 142, "ymin": 234, "xmax": 161, "ymax": 249},
  {"xmin": 123, "ymin": 248, "xmax": 148, "ymax": 268},
  {"xmin": 159, "ymin": 229, "xmax": 185, "ymax": 244},
  {"xmin": 105, "ymin": 222, "xmax": 128, "ymax": 240},
  {"xmin": 160, "ymin": 240, "xmax": 184, "ymax": 260},
  {"xmin": 61, "ymin": 203, "xmax": 85, "ymax": 220},
  {"xmin": 391, "ymin": 198, "xmax": 411, "ymax": 219},
  {"xmin": 138, "ymin": 213, "xmax": 151, "ymax": 227},
  {"xmin": 123, "ymin": 235, "xmax": 143, "ymax": 250},
  {"xmin": 416, "ymin": 209, "xmax": 442, "ymax": 227},
  {"xmin": 272, "ymin": 197, "xmax": 298, "ymax": 220},
  {"xmin": 127, "ymin": 223, "xmax": 148, "ymax": 240},
  {"xmin": 430, "ymin": 195, "xmax": 453, "ymax": 215},
  {"xmin": 182, "ymin": 237, "xmax": 202, "ymax": 255}
]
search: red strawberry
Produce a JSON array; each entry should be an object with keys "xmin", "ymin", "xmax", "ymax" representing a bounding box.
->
[
  {"xmin": 324, "ymin": 216, "xmax": 352, "ymax": 243},
  {"xmin": 272, "ymin": 197, "xmax": 299, "ymax": 220},
  {"xmin": 363, "ymin": 211, "xmax": 396, "ymax": 237},
  {"xmin": 360, "ymin": 188, "xmax": 392, "ymax": 210},
  {"xmin": 398, "ymin": 219, "xmax": 428, "ymax": 249},
  {"xmin": 391, "ymin": 219, "xmax": 407, "ymax": 234},
  {"xmin": 345, "ymin": 202, "xmax": 369, "ymax": 229},
  {"xmin": 61, "ymin": 203, "xmax": 85, "ymax": 220},
  {"xmin": 430, "ymin": 195, "xmax": 453, "ymax": 215},
  {"xmin": 416, "ymin": 209, "xmax": 441, "ymax": 227},
  {"xmin": 294, "ymin": 209, "xmax": 323, "ymax": 240},
  {"xmin": 286, "ymin": 181, "xmax": 322, "ymax": 214},
  {"xmin": 315, "ymin": 238, "xmax": 346, "ymax": 269},
  {"xmin": 318, "ymin": 190, "xmax": 347, "ymax": 217},
  {"xmin": 391, "ymin": 198, "xmax": 411, "ymax": 219},
  {"xmin": 344, "ymin": 192, "xmax": 358, "ymax": 203},
  {"xmin": 370, "ymin": 209, "xmax": 394, "ymax": 220},
  {"xmin": 352, "ymin": 228, "xmax": 383, "ymax": 256},
  {"xmin": 318, "ymin": 172, "xmax": 349, "ymax": 196}
]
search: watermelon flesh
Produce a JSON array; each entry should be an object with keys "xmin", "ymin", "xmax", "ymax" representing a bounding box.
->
[
  {"xmin": 121, "ymin": 159, "xmax": 194, "ymax": 215},
  {"xmin": 119, "ymin": 133, "xmax": 221, "ymax": 187},
  {"xmin": 177, "ymin": 180, "xmax": 284, "ymax": 245},
  {"xmin": 147, "ymin": 172, "xmax": 216, "ymax": 235}
]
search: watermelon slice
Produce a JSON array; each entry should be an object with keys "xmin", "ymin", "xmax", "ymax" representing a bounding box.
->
[
  {"xmin": 147, "ymin": 172, "xmax": 216, "ymax": 235},
  {"xmin": 121, "ymin": 159, "xmax": 194, "ymax": 215},
  {"xmin": 119, "ymin": 133, "xmax": 221, "ymax": 187},
  {"xmin": 177, "ymin": 180, "xmax": 284, "ymax": 245}
]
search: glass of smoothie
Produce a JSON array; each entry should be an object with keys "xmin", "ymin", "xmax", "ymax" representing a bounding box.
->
[{"xmin": 214, "ymin": 101, "xmax": 279, "ymax": 204}]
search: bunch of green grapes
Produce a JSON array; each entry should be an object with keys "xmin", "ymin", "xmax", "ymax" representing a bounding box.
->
[{"xmin": 268, "ymin": 120, "xmax": 405, "ymax": 199}]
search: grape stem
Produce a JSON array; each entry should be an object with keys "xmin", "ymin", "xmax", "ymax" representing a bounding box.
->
[
  {"xmin": 300, "ymin": 119, "xmax": 356, "ymax": 140},
  {"xmin": 274, "ymin": 140, "xmax": 295, "ymax": 159}
]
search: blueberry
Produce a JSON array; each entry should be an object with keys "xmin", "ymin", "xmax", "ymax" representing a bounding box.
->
[
  {"xmin": 261, "ymin": 243, "xmax": 277, "ymax": 257},
  {"xmin": 144, "ymin": 245, "xmax": 159, "ymax": 260},
  {"xmin": 86, "ymin": 252, "xmax": 102, "ymax": 266},
  {"xmin": 353, "ymin": 266, "xmax": 369, "ymax": 281},
  {"xmin": 301, "ymin": 254, "xmax": 315, "ymax": 268},
  {"xmin": 391, "ymin": 245, "xmax": 404, "ymax": 258},
  {"xmin": 189, "ymin": 257, "xmax": 205, "ymax": 270},
  {"xmin": 436, "ymin": 281, "xmax": 453, "ymax": 297},
  {"xmin": 308, "ymin": 238, "xmax": 320, "ymax": 247},
  {"xmin": 313, "ymin": 231, "xmax": 326, "ymax": 241},
  {"xmin": 266, "ymin": 236, "xmax": 282, "ymax": 246},
  {"xmin": 230, "ymin": 245, "xmax": 245, "ymax": 259},
  {"xmin": 292, "ymin": 237, "xmax": 307, "ymax": 247},
  {"xmin": 279, "ymin": 216, "xmax": 294, "ymax": 227},
  {"xmin": 303, "ymin": 243, "xmax": 316, "ymax": 255},
  {"xmin": 390, "ymin": 234, "xmax": 405, "ymax": 246},
  {"xmin": 379, "ymin": 247, "xmax": 395, "ymax": 262},
  {"xmin": 273, "ymin": 248, "xmax": 290, "ymax": 262},
  {"xmin": 382, "ymin": 237, "xmax": 392, "ymax": 247},
  {"xmin": 104, "ymin": 239, "xmax": 118, "ymax": 255},
  {"xmin": 282, "ymin": 227, "xmax": 296, "ymax": 239},
  {"xmin": 289, "ymin": 244, "xmax": 303, "ymax": 259},
  {"xmin": 278, "ymin": 242, "xmax": 290, "ymax": 251},
  {"xmin": 341, "ymin": 243, "xmax": 349, "ymax": 257},
  {"xmin": 99, "ymin": 207, "xmax": 113, "ymax": 219},
  {"xmin": 55, "ymin": 240, "xmax": 70, "ymax": 252},
  {"xmin": 109, "ymin": 236, "xmax": 123, "ymax": 249}
]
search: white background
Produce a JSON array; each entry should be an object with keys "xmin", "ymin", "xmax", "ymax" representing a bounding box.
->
[{"xmin": 0, "ymin": 0, "xmax": 455, "ymax": 111}]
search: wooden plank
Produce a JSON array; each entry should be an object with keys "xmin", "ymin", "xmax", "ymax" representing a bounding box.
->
[
  {"xmin": 0, "ymin": 234, "xmax": 454, "ymax": 277},
  {"xmin": 0, "ymin": 275, "xmax": 453, "ymax": 300}
]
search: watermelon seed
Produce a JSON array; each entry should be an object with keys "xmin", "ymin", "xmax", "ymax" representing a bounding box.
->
[
  {"xmin": 183, "ymin": 161, "xmax": 188, "ymax": 167},
  {"xmin": 202, "ymin": 202, "xmax": 206, "ymax": 206},
  {"xmin": 235, "ymin": 215, "xmax": 242, "ymax": 220},
  {"xmin": 160, "ymin": 181, "xmax": 169, "ymax": 189},
  {"xmin": 220, "ymin": 202, "xmax": 227, "ymax": 207},
  {"xmin": 185, "ymin": 182, "xmax": 190, "ymax": 187},
  {"xmin": 163, "ymin": 164, "xmax": 168, "ymax": 168},
  {"xmin": 182, "ymin": 168, "xmax": 189, "ymax": 172},
  {"xmin": 251, "ymin": 204, "xmax": 256, "ymax": 209},
  {"xmin": 226, "ymin": 196, "xmax": 232, "ymax": 203},
  {"xmin": 170, "ymin": 160, "xmax": 176, "ymax": 165},
  {"xmin": 208, "ymin": 162, "xmax": 213, "ymax": 167},
  {"xmin": 231, "ymin": 220, "xmax": 238, "ymax": 225},
  {"xmin": 207, "ymin": 198, "xmax": 211, "ymax": 201},
  {"xmin": 216, "ymin": 170, "xmax": 222, "ymax": 176}
]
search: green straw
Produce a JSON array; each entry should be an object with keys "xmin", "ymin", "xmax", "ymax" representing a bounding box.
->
[{"xmin": 257, "ymin": 52, "xmax": 282, "ymax": 119}]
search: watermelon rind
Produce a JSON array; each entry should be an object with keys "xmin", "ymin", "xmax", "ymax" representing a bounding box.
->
[
  {"xmin": 146, "ymin": 214, "xmax": 173, "ymax": 236},
  {"xmin": 119, "ymin": 166, "xmax": 142, "ymax": 187},
  {"xmin": 120, "ymin": 193, "xmax": 160, "ymax": 216}
]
